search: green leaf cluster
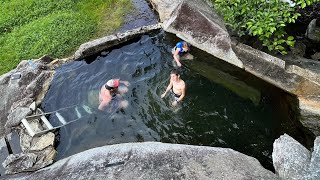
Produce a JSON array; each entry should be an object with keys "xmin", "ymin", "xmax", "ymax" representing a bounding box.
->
[
  {"xmin": 0, "ymin": 0, "xmax": 132, "ymax": 75},
  {"xmin": 212, "ymin": 0, "xmax": 319, "ymax": 54}
]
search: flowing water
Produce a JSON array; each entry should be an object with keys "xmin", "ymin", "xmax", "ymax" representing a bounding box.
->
[{"xmin": 42, "ymin": 31, "xmax": 312, "ymax": 171}]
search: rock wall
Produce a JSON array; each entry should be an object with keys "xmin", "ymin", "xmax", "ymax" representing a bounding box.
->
[
  {"xmin": 0, "ymin": 55, "xmax": 64, "ymax": 176},
  {"xmin": 0, "ymin": 57, "xmax": 55, "ymax": 138}
]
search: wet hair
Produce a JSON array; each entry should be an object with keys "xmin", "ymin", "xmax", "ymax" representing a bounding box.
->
[
  {"xmin": 182, "ymin": 42, "xmax": 189, "ymax": 48},
  {"xmin": 170, "ymin": 69, "xmax": 180, "ymax": 76}
]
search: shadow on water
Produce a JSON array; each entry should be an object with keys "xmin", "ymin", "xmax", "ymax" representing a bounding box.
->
[{"xmin": 42, "ymin": 30, "xmax": 314, "ymax": 171}]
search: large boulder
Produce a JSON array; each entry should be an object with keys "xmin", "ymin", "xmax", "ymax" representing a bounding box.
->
[
  {"xmin": 150, "ymin": 0, "xmax": 243, "ymax": 68},
  {"xmin": 272, "ymin": 134, "xmax": 320, "ymax": 179},
  {"xmin": 3, "ymin": 142, "xmax": 278, "ymax": 179}
]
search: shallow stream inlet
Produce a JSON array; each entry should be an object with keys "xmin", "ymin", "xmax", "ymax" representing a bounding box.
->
[{"xmin": 42, "ymin": 31, "xmax": 313, "ymax": 171}]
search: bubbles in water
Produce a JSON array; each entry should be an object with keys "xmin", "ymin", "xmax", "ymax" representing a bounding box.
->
[{"xmin": 232, "ymin": 123, "xmax": 239, "ymax": 129}]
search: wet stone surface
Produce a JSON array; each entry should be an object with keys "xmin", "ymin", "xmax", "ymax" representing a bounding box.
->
[{"xmin": 119, "ymin": 0, "xmax": 158, "ymax": 32}]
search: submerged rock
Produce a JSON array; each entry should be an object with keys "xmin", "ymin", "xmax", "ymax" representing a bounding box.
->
[{"xmin": 2, "ymin": 142, "xmax": 278, "ymax": 179}]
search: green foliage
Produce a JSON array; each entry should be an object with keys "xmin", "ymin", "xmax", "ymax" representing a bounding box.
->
[
  {"xmin": 212, "ymin": 0, "xmax": 319, "ymax": 54},
  {"xmin": 0, "ymin": 0, "xmax": 132, "ymax": 75}
]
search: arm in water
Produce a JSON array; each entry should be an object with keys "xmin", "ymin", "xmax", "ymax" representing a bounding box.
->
[
  {"xmin": 161, "ymin": 80, "xmax": 173, "ymax": 98},
  {"xmin": 173, "ymin": 49, "xmax": 182, "ymax": 67}
]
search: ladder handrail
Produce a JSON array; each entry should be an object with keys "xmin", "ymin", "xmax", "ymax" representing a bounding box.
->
[
  {"xmin": 25, "ymin": 104, "xmax": 79, "ymax": 119},
  {"xmin": 32, "ymin": 115, "xmax": 90, "ymax": 137}
]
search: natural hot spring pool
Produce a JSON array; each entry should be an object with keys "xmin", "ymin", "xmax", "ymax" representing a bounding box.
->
[{"xmin": 42, "ymin": 31, "xmax": 312, "ymax": 170}]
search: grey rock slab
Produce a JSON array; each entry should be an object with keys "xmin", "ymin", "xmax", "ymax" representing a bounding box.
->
[
  {"xmin": 2, "ymin": 145, "xmax": 55, "ymax": 175},
  {"xmin": 0, "ymin": 138, "xmax": 9, "ymax": 176},
  {"xmin": 29, "ymin": 132, "xmax": 55, "ymax": 151},
  {"xmin": 149, "ymin": 0, "xmax": 183, "ymax": 22},
  {"xmin": 9, "ymin": 98, "xmax": 34, "ymax": 114},
  {"xmin": 25, "ymin": 71, "xmax": 52, "ymax": 101},
  {"xmin": 273, "ymin": 134, "xmax": 310, "ymax": 179},
  {"xmin": 306, "ymin": 19, "xmax": 320, "ymax": 42},
  {"xmin": 307, "ymin": 136, "xmax": 320, "ymax": 179},
  {"xmin": 6, "ymin": 131, "xmax": 22, "ymax": 154},
  {"xmin": 273, "ymin": 134, "xmax": 320, "ymax": 180},
  {"xmin": 74, "ymin": 23, "xmax": 161, "ymax": 59},
  {"xmin": 5, "ymin": 108, "xmax": 31, "ymax": 129},
  {"xmin": 232, "ymin": 41, "xmax": 286, "ymax": 69},
  {"xmin": 3, "ymin": 153, "xmax": 37, "ymax": 175},
  {"xmin": 20, "ymin": 131, "xmax": 32, "ymax": 152},
  {"xmin": 4, "ymin": 142, "xmax": 278, "ymax": 179}
]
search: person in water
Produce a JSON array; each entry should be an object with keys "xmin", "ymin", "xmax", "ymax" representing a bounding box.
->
[
  {"xmin": 172, "ymin": 41, "xmax": 193, "ymax": 67},
  {"xmin": 161, "ymin": 69, "xmax": 186, "ymax": 106},
  {"xmin": 98, "ymin": 79, "xmax": 130, "ymax": 110}
]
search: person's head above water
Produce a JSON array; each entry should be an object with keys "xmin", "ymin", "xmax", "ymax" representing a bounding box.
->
[
  {"xmin": 182, "ymin": 41, "xmax": 189, "ymax": 52},
  {"xmin": 105, "ymin": 79, "xmax": 119, "ymax": 90},
  {"xmin": 171, "ymin": 69, "xmax": 180, "ymax": 76},
  {"xmin": 170, "ymin": 69, "xmax": 181, "ymax": 81}
]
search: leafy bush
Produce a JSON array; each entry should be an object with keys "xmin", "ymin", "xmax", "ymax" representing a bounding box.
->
[
  {"xmin": 0, "ymin": 0, "xmax": 132, "ymax": 74},
  {"xmin": 212, "ymin": 0, "xmax": 319, "ymax": 54}
]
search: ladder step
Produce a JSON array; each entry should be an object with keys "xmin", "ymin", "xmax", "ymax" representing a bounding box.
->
[
  {"xmin": 40, "ymin": 116, "xmax": 54, "ymax": 130},
  {"xmin": 55, "ymin": 112, "xmax": 67, "ymax": 125},
  {"xmin": 82, "ymin": 105, "xmax": 92, "ymax": 114},
  {"xmin": 75, "ymin": 107, "xmax": 82, "ymax": 118},
  {"xmin": 25, "ymin": 114, "xmax": 42, "ymax": 120},
  {"xmin": 21, "ymin": 118, "xmax": 36, "ymax": 137}
]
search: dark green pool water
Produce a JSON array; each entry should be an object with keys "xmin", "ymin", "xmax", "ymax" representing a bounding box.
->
[{"xmin": 42, "ymin": 31, "xmax": 312, "ymax": 171}]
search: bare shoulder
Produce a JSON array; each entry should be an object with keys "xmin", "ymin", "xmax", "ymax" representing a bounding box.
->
[{"xmin": 181, "ymin": 79, "xmax": 186, "ymax": 87}]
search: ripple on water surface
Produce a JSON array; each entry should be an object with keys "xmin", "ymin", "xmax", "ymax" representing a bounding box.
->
[{"xmin": 42, "ymin": 32, "xmax": 311, "ymax": 171}]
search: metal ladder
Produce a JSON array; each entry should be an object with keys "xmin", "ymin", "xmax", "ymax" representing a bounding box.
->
[{"xmin": 21, "ymin": 102, "xmax": 93, "ymax": 137}]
